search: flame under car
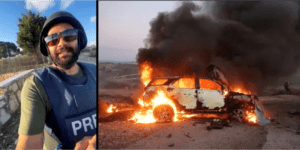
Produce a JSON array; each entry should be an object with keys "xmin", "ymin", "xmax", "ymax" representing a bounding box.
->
[{"xmin": 143, "ymin": 76, "xmax": 264, "ymax": 123}]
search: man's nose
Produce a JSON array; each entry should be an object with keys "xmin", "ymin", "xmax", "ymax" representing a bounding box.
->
[{"xmin": 57, "ymin": 35, "xmax": 67, "ymax": 47}]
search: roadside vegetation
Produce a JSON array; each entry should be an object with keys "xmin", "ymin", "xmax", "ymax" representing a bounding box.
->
[{"xmin": 0, "ymin": 55, "xmax": 48, "ymax": 75}]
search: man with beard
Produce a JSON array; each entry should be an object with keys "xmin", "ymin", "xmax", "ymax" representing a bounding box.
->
[{"xmin": 16, "ymin": 11, "xmax": 96, "ymax": 150}]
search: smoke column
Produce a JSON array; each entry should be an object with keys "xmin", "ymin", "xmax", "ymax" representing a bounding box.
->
[{"xmin": 137, "ymin": 1, "xmax": 300, "ymax": 94}]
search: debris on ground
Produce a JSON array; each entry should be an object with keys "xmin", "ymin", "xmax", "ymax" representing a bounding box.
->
[
  {"xmin": 206, "ymin": 126, "xmax": 212, "ymax": 130},
  {"xmin": 166, "ymin": 134, "xmax": 172, "ymax": 138},
  {"xmin": 296, "ymin": 130, "xmax": 300, "ymax": 135},
  {"xmin": 223, "ymin": 120, "xmax": 232, "ymax": 127},
  {"xmin": 296, "ymin": 126, "xmax": 300, "ymax": 135},
  {"xmin": 184, "ymin": 133, "xmax": 192, "ymax": 138},
  {"xmin": 211, "ymin": 120, "xmax": 224, "ymax": 129},
  {"xmin": 288, "ymin": 109, "xmax": 300, "ymax": 116},
  {"xmin": 168, "ymin": 143, "xmax": 175, "ymax": 147}
]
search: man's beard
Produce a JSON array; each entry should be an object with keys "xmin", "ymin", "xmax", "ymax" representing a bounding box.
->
[{"xmin": 50, "ymin": 45, "xmax": 79, "ymax": 70}]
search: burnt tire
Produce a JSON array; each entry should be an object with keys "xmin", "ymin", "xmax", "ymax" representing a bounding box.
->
[
  {"xmin": 153, "ymin": 104, "xmax": 175, "ymax": 122},
  {"xmin": 232, "ymin": 109, "xmax": 246, "ymax": 122}
]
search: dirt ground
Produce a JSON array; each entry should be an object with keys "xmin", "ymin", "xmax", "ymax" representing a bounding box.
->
[
  {"xmin": 98, "ymin": 63, "xmax": 300, "ymax": 149},
  {"xmin": 98, "ymin": 95, "xmax": 300, "ymax": 149}
]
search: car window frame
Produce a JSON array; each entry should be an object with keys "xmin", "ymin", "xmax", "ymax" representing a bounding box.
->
[
  {"xmin": 146, "ymin": 77, "xmax": 179, "ymax": 88},
  {"xmin": 149, "ymin": 78, "xmax": 169, "ymax": 86},
  {"xmin": 170, "ymin": 77, "xmax": 196, "ymax": 89},
  {"xmin": 199, "ymin": 78, "xmax": 223, "ymax": 91}
]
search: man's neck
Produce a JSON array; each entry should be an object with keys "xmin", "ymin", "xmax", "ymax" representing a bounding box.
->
[{"xmin": 52, "ymin": 63, "xmax": 79, "ymax": 75}]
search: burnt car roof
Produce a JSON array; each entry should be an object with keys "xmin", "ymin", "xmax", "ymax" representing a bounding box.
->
[{"xmin": 146, "ymin": 76, "xmax": 225, "ymax": 89}]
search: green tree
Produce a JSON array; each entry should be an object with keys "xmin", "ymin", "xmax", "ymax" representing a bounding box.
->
[
  {"xmin": 16, "ymin": 48, "xmax": 20, "ymax": 53},
  {"xmin": 0, "ymin": 46, "xmax": 8, "ymax": 58},
  {"xmin": 17, "ymin": 10, "xmax": 46, "ymax": 61},
  {"xmin": 0, "ymin": 47, "xmax": 3, "ymax": 58}
]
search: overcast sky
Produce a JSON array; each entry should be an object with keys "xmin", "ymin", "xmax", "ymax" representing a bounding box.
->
[{"xmin": 98, "ymin": 1, "xmax": 190, "ymax": 62}]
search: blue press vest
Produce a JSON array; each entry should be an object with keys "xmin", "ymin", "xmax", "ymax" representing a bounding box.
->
[{"xmin": 34, "ymin": 62, "xmax": 96, "ymax": 149}]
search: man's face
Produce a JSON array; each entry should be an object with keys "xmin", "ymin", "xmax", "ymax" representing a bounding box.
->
[{"xmin": 47, "ymin": 23, "xmax": 79, "ymax": 69}]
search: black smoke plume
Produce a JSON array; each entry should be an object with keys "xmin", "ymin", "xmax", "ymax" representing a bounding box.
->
[{"xmin": 137, "ymin": 1, "xmax": 300, "ymax": 94}]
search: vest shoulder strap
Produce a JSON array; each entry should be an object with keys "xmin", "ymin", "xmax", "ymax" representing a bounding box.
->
[{"xmin": 77, "ymin": 62, "xmax": 96, "ymax": 81}]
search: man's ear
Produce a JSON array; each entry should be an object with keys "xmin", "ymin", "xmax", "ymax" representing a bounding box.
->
[{"xmin": 46, "ymin": 44, "xmax": 51, "ymax": 56}]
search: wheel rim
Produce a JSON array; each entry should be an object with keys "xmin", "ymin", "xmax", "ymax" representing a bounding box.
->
[
  {"xmin": 159, "ymin": 108, "xmax": 172, "ymax": 121},
  {"xmin": 153, "ymin": 104, "xmax": 175, "ymax": 122},
  {"xmin": 232, "ymin": 109, "xmax": 245, "ymax": 122}
]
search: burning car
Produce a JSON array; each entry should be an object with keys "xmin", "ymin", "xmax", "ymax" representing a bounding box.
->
[
  {"xmin": 142, "ymin": 76, "xmax": 267, "ymax": 124},
  {"xmin": 226, "ymin": 91, "xmax": 258, "ymax": 123}
]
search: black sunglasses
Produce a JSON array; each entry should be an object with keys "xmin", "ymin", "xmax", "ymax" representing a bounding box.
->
[{"xmin": 44, "ymin": 29, "xmax": 78, "ymax": 46}]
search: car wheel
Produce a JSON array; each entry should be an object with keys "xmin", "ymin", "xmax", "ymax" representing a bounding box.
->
[
  {"xmin": 153, "ymin": 104, "xmax": 175, "ymax": 122},
  {"xmin": 232, "ymin": 109, "xmax": 245, "ymax": 122}
]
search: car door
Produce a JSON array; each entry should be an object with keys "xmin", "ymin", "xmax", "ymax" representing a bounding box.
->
[
  {"xmin": 197, "ymin": 79, "xmax": 225, "ymax": 109},
  {"xmin": 171, "ymin": 77, "xmax": 197, "ymax": 109}
]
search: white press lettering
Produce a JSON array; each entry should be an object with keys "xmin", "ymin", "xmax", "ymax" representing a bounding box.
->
[
  {"xmin": 71, "ymin": 120, "xmax": 82, "ymax": 136},
  {"xmin": 82, "ymin": 117, "xmax": 94, "ymax": 132},
  {"xmin": 92, "ymin": 114, "xmax": 96, "ymax": 128}
]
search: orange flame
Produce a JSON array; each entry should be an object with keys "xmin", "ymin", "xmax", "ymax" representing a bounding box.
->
[
  {"xmin": 140, "ymin": 62, "xmax": 153, "ymax": 86},
  {"xmin": 107, "ymin": 104, "xmax": 117, "ymax": 113},
  {"xmin": 246, "ymin": 111, "xmax": 257, "ymax": 123},
  {"xmin": 137, "ymin": 99, "xmax": 150, "ymax": 107},
  {"xmin": 181, "ymin": 114, "xmax": 196, "ymax": 118},
  {"xmin": 223, "ymin": 90, "xmax": 228, "ymax": 96},
  {"xmin": 173, "ymin": 78, "xmax": 195, "ymax": 89},
  {"xmin": 136, "ymin": 62, "xmax": 257, "ymax": 124},
  {"xmin": 232, "ymin": 87, "xmax": 251, "ymax": 95},
  {"xmin": 130, "ymin": 90, "xmax": 178, "ymax": 123}
]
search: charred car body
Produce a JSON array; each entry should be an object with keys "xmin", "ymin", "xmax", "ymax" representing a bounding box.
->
[{"xmin": 143, "ymin": 76, "xmax": 268, "ymax": 125}]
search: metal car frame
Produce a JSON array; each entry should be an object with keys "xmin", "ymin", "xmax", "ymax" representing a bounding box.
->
[
  {"xmin": 144, "ymin": 76, "xmax": 230, "ymax": 121},
  {"xmin": 144, "ymin": 76, "xmax": 270, "ymax": 125}
]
